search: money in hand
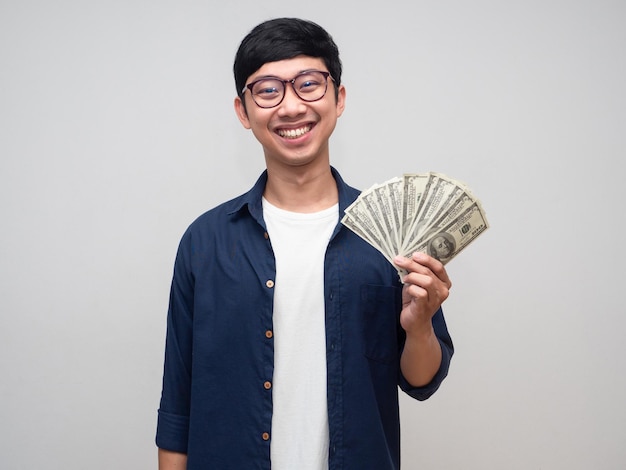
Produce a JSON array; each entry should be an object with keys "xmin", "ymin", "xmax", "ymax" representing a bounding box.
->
[{"xmin": 341, "ymin": 172, "xmax": 489, "ymax": 278}]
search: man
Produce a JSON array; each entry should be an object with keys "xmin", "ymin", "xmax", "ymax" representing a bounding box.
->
[{"xmin": 157, "ymin": 17, "xmax": 453, "ymax": 470}]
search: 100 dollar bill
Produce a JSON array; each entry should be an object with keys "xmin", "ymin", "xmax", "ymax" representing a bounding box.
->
[{"xmin": 410, "ymin": 201, "xmax": 489, "ymax": 265}]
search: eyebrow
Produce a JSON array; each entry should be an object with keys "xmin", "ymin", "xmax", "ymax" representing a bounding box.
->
[{"xmin": 250, "ymin": 69, "xmax": 324, "ymax": 82}]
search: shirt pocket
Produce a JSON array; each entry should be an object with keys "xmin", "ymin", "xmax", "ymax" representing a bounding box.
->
[{"xmin": 361, "ymin": 284, "xmax": 402, "ymax": 363}]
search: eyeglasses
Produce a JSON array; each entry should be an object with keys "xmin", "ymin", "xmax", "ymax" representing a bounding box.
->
[{"xmin": 242, "ymin": 70, "xmax": 334, "ymax": 109}]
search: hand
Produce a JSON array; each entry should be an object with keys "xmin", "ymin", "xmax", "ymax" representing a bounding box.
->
[{"xmin": 393, "ymin": 252, "xmax": 452, "ymax": 336}]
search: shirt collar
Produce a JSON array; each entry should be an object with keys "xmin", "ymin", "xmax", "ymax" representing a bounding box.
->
[{"xmin": 227, "ymin": 167, "xmax": 360, "ymax": 227}]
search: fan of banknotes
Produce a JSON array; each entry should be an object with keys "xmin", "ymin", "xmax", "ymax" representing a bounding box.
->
[{"xmin": 341, "ymin": 172, "xmax": 489, "ymax": 278}]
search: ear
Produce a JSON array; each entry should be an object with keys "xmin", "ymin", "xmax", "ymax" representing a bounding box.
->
[
  {"xmin": 335, "ymin": 84, "xmax": 347, "ymax": 118},
  {"xmin": 234, "ymin": 96, "xmax": 251, "ymax": 129}
]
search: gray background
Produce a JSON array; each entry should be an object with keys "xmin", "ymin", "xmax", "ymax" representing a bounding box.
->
[{"xmin": 1, "ymin": 0, "xmax": 624, "ymax": 468}]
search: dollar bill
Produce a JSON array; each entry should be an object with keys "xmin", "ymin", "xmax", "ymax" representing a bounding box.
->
[
  {"xmin": 412, "ymin": 200, "xmax": 489, "ymax": 265},
  {"xmin": 401, "ymin": 173, "xmax": 458, "ymax": 253},
  {"xmin": 403, "ymin": 187, "xmax": 476, "ymax": 255},
  {"xmin": 369, "ymin": 182, "xmax": 401, "ymax": 255},
  {"xmin": 401, "ymin": 173, "xmax": 429, "ymax": 240},
  {"xmin": 341, "ymin": 198, "xmax": 395, "ymax": 260}
]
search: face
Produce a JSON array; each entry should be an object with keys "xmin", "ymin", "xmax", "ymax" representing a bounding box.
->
[
  {"xmin": 234, "ymin": 56, "xmax": 346, "ymax": 171},
  {"xmin": 431, "ymin": 235, "xmax": 453, "ymax": 259}
]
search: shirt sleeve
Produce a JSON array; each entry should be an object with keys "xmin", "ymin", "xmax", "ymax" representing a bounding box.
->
[
  {"xmin": 398, "ymin": 307, "xmax": 454, "ymax": 401},
  {"xmin": 156, "ymin": 230, "xmax": 195, "ymax": 453}
]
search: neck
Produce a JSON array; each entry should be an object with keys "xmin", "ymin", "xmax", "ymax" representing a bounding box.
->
[{"xmin": 263, "ymin": 165, "xmax": 338, "ymax": 213}]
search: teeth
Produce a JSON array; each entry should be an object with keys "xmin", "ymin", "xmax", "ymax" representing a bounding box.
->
[{"xmin": 278, "ymin": 125, "xmax": 311, "ymax": 138}]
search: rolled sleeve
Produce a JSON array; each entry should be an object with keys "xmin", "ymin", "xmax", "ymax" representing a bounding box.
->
[{"xmin": 156, "ymin": 409, "xmax": 190, "ymax": 452}]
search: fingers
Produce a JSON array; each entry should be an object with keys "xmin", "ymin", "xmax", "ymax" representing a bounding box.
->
[
  {"xmin": 395, "ymin": 252, "xmax": 451, "ymax": 310},
  {"xmin": 404, "ymin": 271, "xmax": 450, "ymax": 306},
  {"xmin": 394, "ymin": 252, "xmax": 452, "ymax": 290},
  {"xmin": 402, "ymin": 281, "xmax": 434, "ymax": 305},
  {"xmin": 396, "ymin": 252, "xmax": 452, "ymax": 330}
]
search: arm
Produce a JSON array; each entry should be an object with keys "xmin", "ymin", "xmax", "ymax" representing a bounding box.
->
[
  {"xmin": 156, "ymin": 232, "xmax": 194, "ymax": 458},
  {"xmin": 394, "ymin": 252, "xmax": 451, "ymax": 387},
  {"xmin": 158, "ymin": 448, "xmax": 187, "ymax": 469}
]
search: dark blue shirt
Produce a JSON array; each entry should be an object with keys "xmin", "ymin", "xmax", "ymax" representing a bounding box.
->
[{"xmin": 156, "ymin": 168, "xmax": 454, "ymax": 469}]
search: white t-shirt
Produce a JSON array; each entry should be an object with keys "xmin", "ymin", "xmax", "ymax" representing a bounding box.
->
[{"xmin": 262, "ymin": 198, "xmax": 338, "ymax": 470}]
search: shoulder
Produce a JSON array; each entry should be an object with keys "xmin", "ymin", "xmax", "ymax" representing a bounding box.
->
[
  {"xmin": 184, "ymin": 171, "xmax": 267, "ymax": 237},
  {"xmin": 182, "ymin": 192, "xmax": 249, "ymax": 241}
]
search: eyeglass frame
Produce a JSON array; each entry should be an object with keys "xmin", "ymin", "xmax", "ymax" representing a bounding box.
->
[{"xmin": 241, "ymin": 70, "xmax": 335, "ymax": 109}]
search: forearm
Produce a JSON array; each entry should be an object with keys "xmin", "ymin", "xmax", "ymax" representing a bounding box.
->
[
  {"xmin": 158, "ymin": 448, "xmax": 187, "ymax": 470},
  {"xmin": 400, "ymin": 325, "xmax": 442, "ymax": 387}
]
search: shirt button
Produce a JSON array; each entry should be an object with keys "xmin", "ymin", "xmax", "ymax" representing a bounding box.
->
[
  {"xmin": 266, "ymin": 280, "xmax": 274, "ymax": 288},
  {"xmin": 264, "ymin": 232, "xmax": 269, "ymax": 239},
  {"xmin": 262, "ymin": 432, "xmax": 270, "ymax": 441},
  {"xmin": 265, "ymin": 330, "xmax": 273, "ymax": 339},
  {"xmin": 264, "ymin": 381, "xmax": 272, "ymax": 390}
]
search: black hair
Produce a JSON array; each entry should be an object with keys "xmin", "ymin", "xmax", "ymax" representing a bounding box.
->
[{"xmin": 233, "ymin": 18, "xmax": 342, "ymax": 99}]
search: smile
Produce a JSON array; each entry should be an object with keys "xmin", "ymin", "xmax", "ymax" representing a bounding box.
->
[{"xmin": 277, "ymin": 124, "xmax": 312, "ymax": 139}]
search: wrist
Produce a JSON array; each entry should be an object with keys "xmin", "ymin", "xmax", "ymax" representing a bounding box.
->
[{"xmin": 403, "ymin": 319, "xmax": 436, "ymax": 342}]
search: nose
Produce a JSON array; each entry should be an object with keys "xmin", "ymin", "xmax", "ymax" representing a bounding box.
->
[{"xmin": 277, "ymin": 84, "xmax": 307, "ymax": 117}]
